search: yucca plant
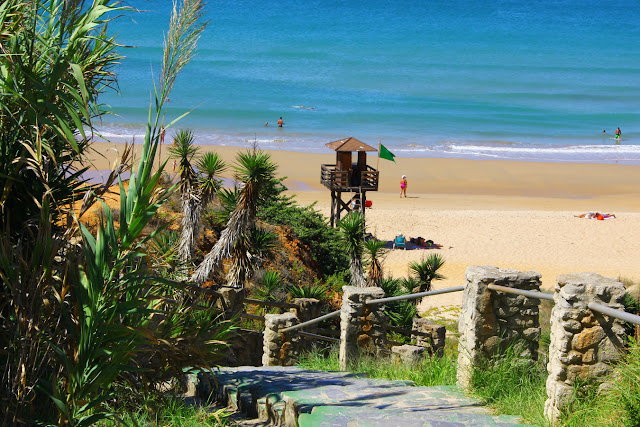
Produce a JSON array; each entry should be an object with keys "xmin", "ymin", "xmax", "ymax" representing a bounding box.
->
[
  {"xmin": 192, "ymin": 150, "xmax": 277, "ymax": 288},
  {"xmin": 337, "ymin": 212, "xmax": 366, "ymax": 288},
  {"xmin": 170, "ymin": 129, "xmax": 202, "ymax": 263},
  {"xmin": 170, "ymin": 129, "xmax": 200, "ymax": 193},
  {"xmin": 364, "ymin": 239, "xmax": 387, "ymax": 287},
  {"xmin": 197, "ymin": 151, "xmax": 227, "ymax": 205},
  {"xmin": 409, "ymin": 253, "xmax": 446, "ymax": 293}
]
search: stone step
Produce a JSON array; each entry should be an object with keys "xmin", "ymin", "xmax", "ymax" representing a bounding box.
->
[
  {"xmin": 198, "ymin": 367, "xmax": 532, "ymax": 427},
  {"xmin": 299, "ymin": 406, "xmax": 532, "ymax": 427}
]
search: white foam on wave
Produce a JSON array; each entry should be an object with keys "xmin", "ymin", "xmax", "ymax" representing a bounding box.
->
[
  {"xmin": 93, "ymin": 124, "xmax": 640, "ymax": 164},
  {"xmin": 449, "ymin": 144, "xmax": 640, "ymax": 155}
]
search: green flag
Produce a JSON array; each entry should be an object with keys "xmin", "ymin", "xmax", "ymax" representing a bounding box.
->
[{"xmin": 379, "ymin": 144, "xmax": 396, "ymax": 162}]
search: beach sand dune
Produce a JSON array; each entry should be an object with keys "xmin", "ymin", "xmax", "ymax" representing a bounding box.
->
[{"xmin": 86, "ymin": 142, "xmax": 640, "ymax": 311}]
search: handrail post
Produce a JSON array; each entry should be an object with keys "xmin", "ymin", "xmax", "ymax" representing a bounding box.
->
[
  {"xmin": 457, "ymin": 266, "xmax": 542, "ymax": 389},
  {"xmin": 291, "ymin": 298, "xmax": 322, "ymax": 350},
  {"xmin": 545, "ymin": 273, "xmax": 627, "ymax": 424},
  {"xmin": 339, "ymin": 286, "xmax": 386, "ymax": 371},
  {"xmin": 217, "ymin": 286, "xmax": 245, "ymax": 321},
  {"xmin": 262, "ymin": 313, "xmax": 301, "ymax": 367}
]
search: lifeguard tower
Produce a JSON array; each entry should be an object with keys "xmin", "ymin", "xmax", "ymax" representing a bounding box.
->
[{"xmin": 321, "ymin": 137, "xmax": 379, "ymax": 226}]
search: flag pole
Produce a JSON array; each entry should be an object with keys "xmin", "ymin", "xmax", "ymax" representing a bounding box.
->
[{"xmin": 377, "ymin": 141, "xmax": 381, "ymax": 170}]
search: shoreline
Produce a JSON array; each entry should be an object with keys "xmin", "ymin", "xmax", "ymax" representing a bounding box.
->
[
  {"xmin": 84, "ymin": 142, "xmax": 640, "ymax": 307},
  {"xmin": 91, "ymin": 130, "xmax": 640, "ymax": 166}
]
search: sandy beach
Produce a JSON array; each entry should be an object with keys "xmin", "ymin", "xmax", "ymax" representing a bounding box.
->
[{"xmin": 86, "ymin": 141, "xmax": 640, "ymax": 309}]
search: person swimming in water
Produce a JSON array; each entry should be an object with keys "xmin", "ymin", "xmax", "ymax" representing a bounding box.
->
[{"xmin": 615, "ymin": 127, "xmax": 622, "ymax": 139}]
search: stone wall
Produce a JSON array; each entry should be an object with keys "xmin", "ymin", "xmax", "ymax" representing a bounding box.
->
[
  {"xmin": 457, "ymin": 266, "xmax": 542, "ymax": 388},
  {"xmin": 412, "ymin": 318, "xmax": 446, "ymax": 357},
  {"xmin": 262, "ymin": 312, "xmax": 301, "ymax": 366},
  {"xmin": 544, "ymin": 273, "xmax": 626, "ymax": 424},
  {"xmin": 339, "ymin": 286, "xmax": 387, "ymax": 371}
]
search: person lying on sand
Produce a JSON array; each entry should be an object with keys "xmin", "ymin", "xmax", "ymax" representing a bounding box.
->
[{"xmin": 575, "ymin": 212, "xmax": 616, "ymax": 220}]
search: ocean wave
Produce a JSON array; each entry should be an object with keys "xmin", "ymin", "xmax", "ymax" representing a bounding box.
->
[{"xmin": 448, "ymin": 144, "xmax": 640, "ymax": 155}]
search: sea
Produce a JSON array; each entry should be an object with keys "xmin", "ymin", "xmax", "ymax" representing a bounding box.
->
[{"xmin": 98, "ymin": 0, "xmax": 640, "ymax": 164}]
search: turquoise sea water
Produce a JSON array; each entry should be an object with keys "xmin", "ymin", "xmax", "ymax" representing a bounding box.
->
[{"xmin": 100, "ymin": 0, "xmax": 640, "ymax": 164}]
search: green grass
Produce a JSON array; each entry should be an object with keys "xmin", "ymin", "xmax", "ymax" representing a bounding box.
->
[
  {"xmin": 470, "ymin": 342, "xmax": 548, "ymax": 426},
  {"xmin": 298, "ymin": 345, "xmax": 457, "ymax": 387},
  {"xmin": 99, "ymin": 396, "xmax": 230, "ymax": 426},
  {"xmin": 467, "ymin": 338, "xmax": 640, "ymax": 427}
]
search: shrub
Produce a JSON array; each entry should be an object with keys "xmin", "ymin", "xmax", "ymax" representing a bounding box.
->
[
  {"xmin": 258, "ymin": 199, "xmax": 349, "ymax": 277},
  {"xmin": 380, "ymin": 278, "xmax": 418, "ymax": 330}
]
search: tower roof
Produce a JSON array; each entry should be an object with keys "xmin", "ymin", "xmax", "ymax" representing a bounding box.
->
[{"xmin": 325, "ymin": 137, "xmax": 377, "ymax": 152}]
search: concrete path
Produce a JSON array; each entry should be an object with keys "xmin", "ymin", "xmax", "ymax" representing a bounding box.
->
[{"xmin": 197, "ymin": 366, "xmax": 534, "ymax": 427}]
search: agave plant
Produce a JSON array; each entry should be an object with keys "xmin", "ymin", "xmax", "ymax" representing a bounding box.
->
[
  {"xmin": 409, "ymin": 253, "xmax": 446, "ymax": 293},
  {"xmin": 337, "ymin": 212, "xmax": 366, "ymax": 287},
  {"xmin": 191, "ymin": 150, "xmax": 277, "ymax": 288},
  {"xmin": 364, "ymin": 239, "xmax": 388, "ymax": 287},
  {"xmin": 251, "ymin": 270, "xmax": 288, "ymax": 315},
  {"xmin": 197, "ymin": 151, "xmax": 227, "ymax": 205},
  {"xmin": 288, "ymin": 282, "xmax": 329, "ymax": 301}
]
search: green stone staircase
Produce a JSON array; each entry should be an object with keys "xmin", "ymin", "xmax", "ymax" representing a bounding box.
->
[{"xmin": 196, "ymin": 366, "xmax": 534, "ymax": 427}]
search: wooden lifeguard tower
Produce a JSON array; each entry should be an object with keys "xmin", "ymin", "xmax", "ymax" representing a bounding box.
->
[{"xmin": 320, "ymin": 137, "xmax": 379, "ymax": 226}]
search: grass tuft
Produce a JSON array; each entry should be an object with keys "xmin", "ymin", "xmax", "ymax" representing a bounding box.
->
[{"xmin": 298, "ymin": 345, "xmax": 457, "ymax": 387}]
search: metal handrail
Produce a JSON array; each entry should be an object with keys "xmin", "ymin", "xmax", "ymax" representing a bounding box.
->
[
  {"xmin": 280, "ymin": 309, "xmax": 341, "ymax": 333},
  {"xmin": 487, "ymin": 284, "xmax": 554, "ymax": 301},
  {"xmin": 244, "ymin": 298, "xmax": 299, "ymax": 309},
  {"xmin": 589, "ymin": 302, "xmax": 640, "ymax": 326},
  {"xmin": 365, "ymin": 286, "xmax": 465, "ymax": 306},
  {"xmin": 296, "ymin": 331, "xmax": 340, "ymax": 343},
  {"xmin": 240, "ymin": 312, "xmax": 265, "ymax": 321}
]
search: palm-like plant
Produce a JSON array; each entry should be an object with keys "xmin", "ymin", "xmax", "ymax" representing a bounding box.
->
[
  {"xmin": 211, "ymin": 187, "xmax": 241, "ymax": 226},
  {"xmin": 0, "ymin": 0, "xmax": 126, "ymax": 235},
  {"xmin": 338, "ymin": 212, "xmax": 366, "ymax": 288},
  {"xmin": 288, "ymin": 282, "xmax": 329, "ymax": 301},
  {"xmin": 170, "ymin": 129, "xmax": 200, "ymax": 193},
  {"xmin": 380, "ymin": 278, "xmax": 418, "ymax": 330},
  {"xmin": 252, "ymin": 270, "xmax": 288, "ymax": 315},
  {"xmin": 170, "ymin": 129, "xmax": 202, "ymax": 262},
  {"xmin": 364, "ymin": 239, "xmax": 387, "ymax": 287},
  {"xmin": 197, "ymin": 151, "xmax": 226, "ymax": 205},
  {"xmin": 409, "ymin": 253, "xmax": 446, "ymax": 293},
  {"xmin": 191, "ymin": 150, "xmax": 277, "ymax": 288}
]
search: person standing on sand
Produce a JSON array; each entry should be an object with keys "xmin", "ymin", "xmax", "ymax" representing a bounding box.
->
[
  {"xmin": 400, "ymin": 175, "xmax": 407, "ymax": 198},
  {"xmin": 277, "ymin": 117, "xmax": 284, "ymax": 127}
]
